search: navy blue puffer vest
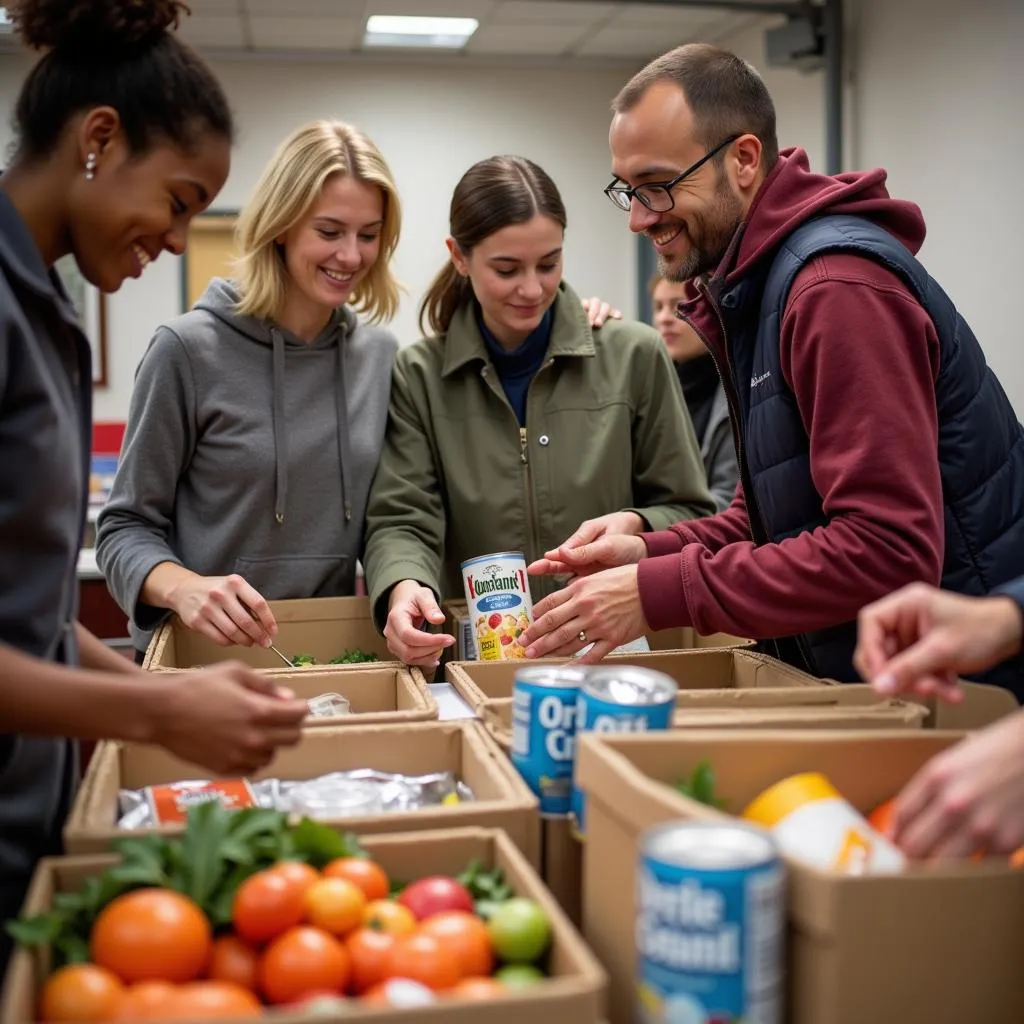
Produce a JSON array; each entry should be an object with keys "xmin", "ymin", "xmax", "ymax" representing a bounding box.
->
[{"xmin": 719, "ymin": 214, "xmax": 1024, "ymax": 698}]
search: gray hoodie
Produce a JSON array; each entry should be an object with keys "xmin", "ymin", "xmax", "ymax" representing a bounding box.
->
[{"xmin": 97, "ymin": 278, "xmax": 398, "ymax": 653}]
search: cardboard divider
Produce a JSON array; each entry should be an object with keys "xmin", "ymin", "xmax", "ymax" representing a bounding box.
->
[
  {"xmin": 143, "ymin": 596, "xmax": 394, "ymax": 671},
  {"xmin": 575, "ymin": 728, "xmax": 1024, "ymax": 1024},
  {"xmin": 263, "ymin": 665, "xmax": 436, "ymax": 727},
  {"xmin": 442, "ymin": 599, "xmax": 752, "ymax": 664},
  {"xmin": 1, "ymin": 827, "xmax": 606, "ymax": 1024},
  {"xmin": 65, "ymin": 722, "xmax": 540, "ymax": 867}
]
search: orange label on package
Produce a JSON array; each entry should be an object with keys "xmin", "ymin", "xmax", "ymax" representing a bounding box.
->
[{"xmin": 145, "ymin": 780, "xmax": 257, "ymax": 824}]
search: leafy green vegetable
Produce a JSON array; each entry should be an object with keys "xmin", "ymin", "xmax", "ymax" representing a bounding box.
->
[
  {"xmin": 291, "ymin": 653, "xmax": 317, "ymax": 666},
  {"xmin": 458, "ymin": 859, "xmax": 514, "ymax": 920},
  {"xmin": 5, "ymin": 802, "xmax": 364, "ymax": 966},
  {"xmin": 329, "ymin": 650, "xmax": 380, "ymax": 664},
  {"xmin": 675, "ymin": 759, "xmax": 728, "ymax": 810}
]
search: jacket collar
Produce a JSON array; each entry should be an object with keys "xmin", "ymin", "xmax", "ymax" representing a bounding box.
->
[{"xmin": 441, "ymin": 280, "xmax": 595, "ymax": 378}]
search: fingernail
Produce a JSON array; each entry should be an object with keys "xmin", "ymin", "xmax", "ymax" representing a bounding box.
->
[
  {"xmin": 263, "ymin": 638, "xmax": 272, "ymax": 648},
  {"xmin": 875, "ymin": 673, "xmax": 897, "ymax": 694}
]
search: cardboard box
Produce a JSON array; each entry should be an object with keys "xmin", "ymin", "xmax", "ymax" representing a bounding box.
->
[
  {"xmin": 447, "ymin": 648, "xmax": 827, "ymax": 712},
  {"xmin": 1, "ymin": 827, "xmax": 606, "ymax": 1024},
  {"xmin": 442, "ymin": 600, "xmax": 752, "ymax": 664},
  {"xmin": 575, "ymin": 728, "xmax": 1024, "ymax": 1024},
  {"xmin": 143, "ymin": 596, "xmax": 393, "ymax": 671},
  {"xmin": 542, "ymin": 816, "xmax": 583, "ymax": 929},
  {"xmin": 270, "ymin": 665, "xmax": 437, "ymax": 728},
  {"xmin": 65, "ymin": 722, "xmax": 540, "ymax": 866}
]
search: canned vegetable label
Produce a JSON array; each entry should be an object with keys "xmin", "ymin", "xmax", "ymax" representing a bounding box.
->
[{"xmin": 461, "ymin": 551, "xmax": 533, "ymax": 661}]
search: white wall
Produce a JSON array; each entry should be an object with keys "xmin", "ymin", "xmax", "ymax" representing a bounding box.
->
[{"xmin": 0, "ymin": 54, "xmax": 639, "ymax": 421}]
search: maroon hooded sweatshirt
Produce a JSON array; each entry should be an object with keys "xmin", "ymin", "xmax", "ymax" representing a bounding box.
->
[{"xmin": 637, "ymin": 147, "xmax": 945, "ymax": 640}]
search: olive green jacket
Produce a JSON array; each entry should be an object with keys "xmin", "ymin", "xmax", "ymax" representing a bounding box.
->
[{"xmin": 364, "ymin": 283, "xmax": 714, "ymax": 627}]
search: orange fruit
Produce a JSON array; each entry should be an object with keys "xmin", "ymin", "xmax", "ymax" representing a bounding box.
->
[
  {"xmin": 206, "ymin": 934, "xmax": 260, "ymax": 992},
  {"xmin": 386, "ymin": 931, "xmax": 462, "ymax": 991},
  {"xmin": 164, "ymin": 981, "xmax": 261, "ymax": 1019},
  {"xmin": 91, "ymin": 888, "xmax": 212, "ymax": 984},
  {"xmin": 363, "ymin": 899, "xmax": 416, "ymax": 935},
  {"xmin": 233, "ymin": 868, "xmax": 305, "ymax": 945},
  {"xmin": 345, "ymin": 928, "xmax": 396, "ymax": 995},
  {"xmin": 419, "ymin": 910, "xmax": 494, "ymax": 978},
  {"xmin": 110, "ymin": 981, "xmax": 178, "ymax": 1020},
  {"xmin": 258, "ymin": 925, "xmax": 349, "ymax": 1005},
  {"xmin": 323, "ymin": 858, "xmax": 389, "ymax": 902},
  {"xmin": 449, "ymin": 976, "xmax": 506, "ymax": 1000},
  {"xmin": 271, "ymin": 860, "xmax": 320, "ymax": 895},
  {"xmin": 303, "ymin": 877, "xmax": 367, "ymax": 937},
  {"xmin": 1011, "ymin": 847, "xmax": 1024, "ymax": 869},
  {"xmin": 40, "ymin": 963, "xmax": 125, "ymax": 1022}
]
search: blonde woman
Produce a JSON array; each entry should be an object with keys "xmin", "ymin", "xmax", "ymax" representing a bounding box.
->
[{"xmin": 98, "ymin": 121, "xmax": 402, "ymax": 661}]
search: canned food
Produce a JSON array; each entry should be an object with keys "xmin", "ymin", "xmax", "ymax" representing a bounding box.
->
[
  {"xmin": 461, "ymin": 551, "xmax": 533, "ymax": 661},
  {"xmin": 511, "ymin": 665, "xmax": 585, "ymax": 817},
  {"xmin": 571, "ymin": 666, "xmax": 677, "ymax": 839},
  {"xmin": 637, "ymin": 821, "xmax": 785, "ymax": 1024}
]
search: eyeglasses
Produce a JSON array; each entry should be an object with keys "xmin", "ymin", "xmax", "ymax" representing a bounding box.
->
[{"xmin": 604, "ymin": 134, "xmax": 741, "ymax": 213}]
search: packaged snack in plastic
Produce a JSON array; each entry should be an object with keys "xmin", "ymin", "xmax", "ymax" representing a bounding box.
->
[{"xmin": 306, "ymin": 692, "xmax": 352, "ymax": 718}]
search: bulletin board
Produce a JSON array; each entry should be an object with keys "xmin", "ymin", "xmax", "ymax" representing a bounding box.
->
[{"xmin": 180, "ymin": 211, "xmax": 240, "ymax": 311}]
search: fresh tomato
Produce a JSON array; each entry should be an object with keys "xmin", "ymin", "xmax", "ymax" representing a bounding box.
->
[
  {"xmin": 487, "ymin": 898, "xmax": 551, "ymax": 964},
  {"xmin": 206, "ymin": 934, "xmax": 260, "ymax": 992},
  {"xmin": 40, "ymin": 963, "xmax": 125, "ymax": 1022},
  {"xmin": 419, "ymin": 911, "xmax": 494, "ymax": 978},
  {"xmin": 396, "ymin": 876, "xmax": 474, "ymax": 921},
  {"xmin": 323, "ymin": 858, "xmax": 390, "ymax": 902},
  {"xmin": 258, "ymin": 925, "xmax": 349, "ymax": 1005},
  {"xmin": 386, "ymin": 931, "xmax": 462, "ymax": 991},
  {"xmin": 345, "ymin": 928, "xmax": 397, "ymax": 994},
  {"xmin": 271, "ymin": 860, "xmax": 320, "ymax": 895},
  {"xmin": 91, "ymin": 888, "xmax": 212, "ymax": 984},
  {"xmin": 303, "ymin": 877, "xmax": 367, "ymax": 937},
  {"xmin": 110, "ymin": 981, "xmax": 178, "ymax": 1020},
  {"xmin": 449, "ymin": 976, "xmax": 507, "ymax": 1000},
  {"xmin": 164, "ymin": 980, "xmax": 262, "ymax": 1019},
  {"xmin": 233, "ymin": 868, "xmax": 306, "ymax": 945},
  {"xmin": 363, "ymin": 899, "xmax": 416, "ymax": 935},
  {"xmin": 361, "ymin": 978, "xmax": 436, "ymax": 1007}
]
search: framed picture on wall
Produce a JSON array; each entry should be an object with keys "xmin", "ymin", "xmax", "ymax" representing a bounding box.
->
[
  {"xmin": 180, "ymin": 210, "xmax": 240, "ymax": 312},
  {"xmin": 55, "ymin": 253, "xmax": 108, "ymax": 388}
]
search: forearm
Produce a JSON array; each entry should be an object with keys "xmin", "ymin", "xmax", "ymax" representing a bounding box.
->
[
  {"xmin": 74, "ymin": 623, "xmax": 141, "ymax": 676},
  {"xmin": 0, "ymin": 642, "xmax": 160, "ymax": 742},
  {"xmin": 642, "ymin": 487, "xmax": 751, "ymax": 558},
  {"xmin": 140, "ymin": 561, "xmax": 200, "ymax": 609}
]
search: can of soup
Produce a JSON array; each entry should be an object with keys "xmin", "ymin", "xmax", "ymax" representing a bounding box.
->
[
  {"xmin": 460, "ymin": 551, "xmax": 533, "ymax": 661},
  {"xmin": 511, "ymin": 665, "xmax": 584, "ymax": 817},
  {"xmin": 637, "ymin": 821, "xmax": 785, "ymax": 1024},
  {"xmin": 571, "ymin": 665, "xmax": 677, "ymax": 839}
]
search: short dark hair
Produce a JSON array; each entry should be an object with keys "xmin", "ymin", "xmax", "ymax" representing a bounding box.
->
[
  {"xmin": 9, "ymin": 0, "xmax": 234, "ymax": 161},
  {"xmin": 614, "ymin": 43, "xmax": 779, "ymax": 171},
  {"xmin": 420, "ymin": 155, "xmax": 567, "ymax": 336}
]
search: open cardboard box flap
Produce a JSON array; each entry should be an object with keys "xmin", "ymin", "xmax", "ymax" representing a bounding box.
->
[
  {"xmin": 65, "ymin": 722, "xmax": 539, "ymax": 866},
  {"xmin": 1, "ymin": 828, "xmax": 606, "ymax": 1024},
  {"xmin": 145, "ymin": 596, "xmax": 394, "ymax": 671},
  {"xmin": 575, "ymin": 728, "xmax": 1024, "ymax": 1024}
]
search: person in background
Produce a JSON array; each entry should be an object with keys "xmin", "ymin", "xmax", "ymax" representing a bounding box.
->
[
  {"xmin": 521, "ymin": 43, "xmax": 1024, "ymax": 692},
  {"xmin": 855, "ymin": 581, "xmax": 1024, "ymax": 860},
  {"xmin": 0, "ymin": 0, "xmax": 307, "ymax": 974},
  {"xmin": 363, "ymin": 155, "xmax": 714, "ymax": 668},
  {"xmin": 651, "ymin": 272, "xmax": 737, "ymax": 509},
  {"xmin": 97, "ymin": 121, "xmax": 402, "ymax": 662}
]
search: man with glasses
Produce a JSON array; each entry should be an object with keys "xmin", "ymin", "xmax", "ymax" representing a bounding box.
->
[{"xmin": 520, "ymin": 43, "xmax": 1024, "ymax": 699}]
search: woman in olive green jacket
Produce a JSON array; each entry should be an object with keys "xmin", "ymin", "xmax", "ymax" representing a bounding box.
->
[{"xmin": 363, "ymin": 155, "xmax": 714, "ymax": 666}]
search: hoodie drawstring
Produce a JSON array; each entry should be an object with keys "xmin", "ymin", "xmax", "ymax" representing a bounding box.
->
[
  {"xmin": 270, "ymin": 327, "xmax": 288, "ymax": 524},
  {"xmin": 335, "ymin": 343, "xmax": 353, "ymax": 523}
]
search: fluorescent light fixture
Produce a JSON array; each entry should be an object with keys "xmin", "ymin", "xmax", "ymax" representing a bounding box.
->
[
  {"xmin": 363, "ymin": 14, "xmax": 478, "ymax": 49},
  {"xmin": 0, "ymin": 7, "xmax": 13, "ymax": 33}
]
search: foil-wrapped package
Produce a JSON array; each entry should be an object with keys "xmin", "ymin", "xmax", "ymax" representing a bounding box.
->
[
  {"xmin": 116, "ymin": 770, "xmax": 472, "ymax": 828},
  {"xmin": 306, "ymin": 692, "xmax": 352, "ymax": 718}
]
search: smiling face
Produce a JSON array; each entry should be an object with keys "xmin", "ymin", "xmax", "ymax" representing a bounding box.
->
[
  {"xmin": 277, "ymin": 173, "xmax": 384, "ymax": 322},
  {"xmin": 610, "ymin": 80, "xmax": 754, "ymax": 283},
  {"xmin": 68, "ymin": 127, "xmax": 230, "ymax": 292},
  {"xmin": 652, "ymin": 277, "xmax": 706, "ymax": 363},
  {"xmin": 451, "ymin": 213, "xmax": 564, "ymax": 350}
]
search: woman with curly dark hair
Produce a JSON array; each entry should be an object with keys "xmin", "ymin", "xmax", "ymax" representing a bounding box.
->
[{"xmin": 0, "ymin": 0, "xmax": 307, "ymax": 962}]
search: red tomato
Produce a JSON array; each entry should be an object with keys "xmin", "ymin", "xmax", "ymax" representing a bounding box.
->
[
  {"xmin": 867, "ymin": 798, "xmax": 896, "ymax": 838},
  {"xmin": 258, "ymin": 925, "xmax": 349, "ymax": 1005},
  {"xmin": 233, "ymin": 869, "xmax": 305, "ymax": 945},
  {"xmin": 345, "ymin": 928, "xmax": 396, "ymax": 994},
  {"xmin": 396, "ymin": 877, "xmax": 474, "ymax": 921},
  {"xmin": 419, "ymin": 911, "xmax": 494, "ymax": 978},
  {"xmin": 386, "ymin": 931, "xmax": 462, "ymax": 991}
]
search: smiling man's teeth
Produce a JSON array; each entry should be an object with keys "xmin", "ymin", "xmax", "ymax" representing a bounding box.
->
[
  {"xmin": 322, "ymin": 268, "xmax": 354, "ymax": 283},
  {"xmin": 132, "ymin": 243, "xmax": 151, "ymax": 269},
  {"xmin": 651, "ymin": 227, "xmax": 682, "ymax": 246}
]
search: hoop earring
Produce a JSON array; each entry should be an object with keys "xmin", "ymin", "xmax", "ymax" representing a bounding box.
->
[{"xmin": 84, "ymin": 153, "xmax": 97, "ymax": 181}]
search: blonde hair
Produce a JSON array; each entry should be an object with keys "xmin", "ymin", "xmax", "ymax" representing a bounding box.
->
[{"xmin": 234, "ymin": 120, "xmax": 402, "ymax": 324}]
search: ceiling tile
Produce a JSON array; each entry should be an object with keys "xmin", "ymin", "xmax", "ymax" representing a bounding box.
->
[
  {"xmin": 466, "ymin": 20, "xmax": 590, "ymax": 54},
  {"xmin": 243, "ymin": 0, "xmax": 366, "ymax": 13},
  {"xmin": 602, "ymin": 3, "xmax": 735, "ymax": 33},
  {"xmin": 575, "ymin": 23, "xmax": 716, "ymax": 58},
  {"xmin": 177, "ymin": 14, "xmax": 246, "ymax": 47},
  {"xmin": 362, "ymin": 0, "xmax": 499, "ymax": 18},
  {"xmin": 249, "ymin": 15, "xmax": 362, "ymax": 49},
  {"xmin": 490, "ymin": 1, "xmax": 616, "ymax": 24},
  {"xmin": 185, "ymin": 0, "xmax": 240, "ymax": 11}
]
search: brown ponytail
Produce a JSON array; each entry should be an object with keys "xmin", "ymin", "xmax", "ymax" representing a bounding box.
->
[{"xmin": 418, "ymin": 154, "xmax": 567, "ymax": 337}]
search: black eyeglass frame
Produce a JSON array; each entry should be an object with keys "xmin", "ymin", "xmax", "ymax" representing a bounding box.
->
[{"xmin": 604, "ymin": 134, "xmax": 742, "ymax": 212}]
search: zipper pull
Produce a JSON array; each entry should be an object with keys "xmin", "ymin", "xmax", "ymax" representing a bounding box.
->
[{"xmin": 519, "ymin": 427, "xmax": 528, "ymax": 465}]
